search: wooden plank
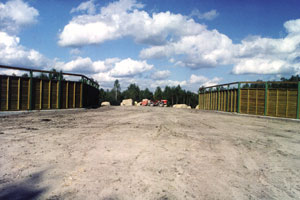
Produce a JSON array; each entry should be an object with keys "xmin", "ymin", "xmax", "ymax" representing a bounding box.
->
[
  {"xmin": 6, "ymin": 77, "xmax": 9, "ymax": 110},
  {"xmin": 73, "ymin": 82, "xmax": 76, "ymax": 108},
  {"xmin": 255, "ymin": 89, "xmax": 258, "ymax": 115},
  {"xmin": 17, "ymin": 78, "xmax": 21, "ymax": 110},
  {"xmin": 276, "ymin": 89, "xmax": 278, "ymax": 117},
  {"xmin": 57, "ymin": 81, "xmax": 59, "ymax": 109},
  {"xmin": 247, "ymin": 89, "xmax": 249, "ymax": 114},
  {"xmin": 66, "ymin": 81, "xmax": 69, "ymax": 108},
  {"xmin": 80, "ymin": 82, "xmax": 83, "ymax": 108},
  {"xmin": 40, "ymin": 80, "xmax": 42, "ymax": 109},
  {"xmin": 27, "ymin": 78, "xmax": 30, "ymax": 110},
  {"xmin": 48, "ymin": 80, "xmax": 51, "ymax": 109},
  {"xmin": 286, "ymin": 90, "xmax": 288, "ymax": 117}
]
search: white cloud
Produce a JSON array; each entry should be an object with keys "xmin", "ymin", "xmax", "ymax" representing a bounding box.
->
[
  {"xmin": 140, "ymin": 30, "xmax": 233, "ymax": 68},
  {"xmin": 0, "ymin": 31, "xmax": 49, "ymax": 68},
  {"xmin": 190, "ymin": 9, "xmax": 219, "ymax": 20},
  {"xmin": 151, "ymin": 70, "xmax": 171, "ymax": 80},
  {"xmin": 58, "ymin": 0, "xmax": 205, "ymax": 47},
  {"xmin": 56, "ymin": 57, "xmax": 117, "ymax": 74},
  {"xmin": 189, "ymin": 74, "xmax": 221, "ymax": 87},
  {"xmin": 71, "ymin": 0, "xmax": 96, "ymax": 15},
  {"xmin": 70, "ymin": 48, "xmax": 81, "ymax": 55},
  {"xmin": 110, "ymin": 58, "xmax": 153, "ymax": 77},
  {"xmin": 58, "ymin": 0, "xmax": 300, "ymax": 76},
  {"xmin": 0, "ymin": 0, "xmax": 39, "ymax": 33},
  {"xmin": 232, "ymin": 18, "xmax": 300, "ymax": 75}
]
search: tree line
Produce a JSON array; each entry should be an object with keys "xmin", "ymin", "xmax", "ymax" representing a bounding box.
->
[{"xmin": 99, "ymin": 80, "xmax": 199, "ymax": 108}]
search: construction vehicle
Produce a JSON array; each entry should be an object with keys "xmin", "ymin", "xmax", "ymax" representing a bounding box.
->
[{"xmin": 140, "ymin": 99, "xmax": 168, "ymax": 107}]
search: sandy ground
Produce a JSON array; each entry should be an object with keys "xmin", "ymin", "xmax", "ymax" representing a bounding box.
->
[{"xmin": 0, "ymin": 106, "xmax": 300, "ymax": 200}]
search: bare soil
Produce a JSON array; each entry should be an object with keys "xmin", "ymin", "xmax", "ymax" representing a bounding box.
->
[{"xmin": 0, "ymin": 106, "xmax": 300, "ymax": 200}]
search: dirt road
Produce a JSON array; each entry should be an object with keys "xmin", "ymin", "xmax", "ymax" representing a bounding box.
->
[{"xmin": 0, "ymin": 107, "xmax": 299, "ymax": 200}]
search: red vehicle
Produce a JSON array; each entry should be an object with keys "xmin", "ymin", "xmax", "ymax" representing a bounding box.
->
[
  {"xmin": 159, "ymin": 100, "xmax": 167, "ymax": 107},
  {"xmin": 141, "ymin": 99, "xmax": 148, "ymax": 106}
]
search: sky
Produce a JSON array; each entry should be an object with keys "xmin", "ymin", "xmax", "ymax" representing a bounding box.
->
[{"xmin": 0, "ymin": 0, "xmax": 300, "ymax": 92}]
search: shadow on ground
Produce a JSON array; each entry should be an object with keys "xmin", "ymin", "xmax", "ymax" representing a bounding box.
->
[{"xmin": 0, "ymin": 171, "xmax": 48, "ymax": 200}]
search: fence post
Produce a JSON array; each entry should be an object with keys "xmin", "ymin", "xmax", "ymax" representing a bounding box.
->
[
  {"xmin": 198, "ymin": 92, "xmax": 200, "ymax": 109},
  {"xmin": 17, "ymin": 77, "xmax": 21, "ymax": 110},
  {"xmin": 237, "ymin": 82, "xmax": 241, "ymax": 113},
  {"xmin": 297, "ymin": 81, "xmax": 300, "ymax": 119},
  {"xmin": 80, "ymin": 78, "xmax": 83, "ymax": 108},
  {"xmin": 6, "ymin": 77, "xmax": 10, "ymax": 110},
  {"xmin": 57, "ymin": 72, "xmax": 62, "ymax": 109},
  {"xmin": 217, "ymin": 87, "xmax": 220, "ymax": 111},
  {"xmin": 210, "ymin": 88, "xmax": 212, "ymax": 110},
  {"xmin": 227, "ymin": 85, "xmax": 230, "ymax": 112},
  {"xmin": 203, "ymin": 89, "xmax": 206, "ymax": 110},
  {"xmin": 264, "ymin": 82, "xmax": 268, "ymax": 116},
  {"xmin": 29, "ymin": 70, "xmax": 33, "ymax": 110}
]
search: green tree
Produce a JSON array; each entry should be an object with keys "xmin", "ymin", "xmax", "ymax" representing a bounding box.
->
[
  {"xmin": 140, "ymin": 88, "xmax": 153, "ymax": 100},
  {"xmin": 123, "ymin": 83, "xmax": 140, "ymax": 102},
  {"xmin": 113, "ymin": 79, "xmax": 121, "ymax": 102},
  {"xmin": 154, "ymin": 86, "xmax": 163, "ymax": 100}
]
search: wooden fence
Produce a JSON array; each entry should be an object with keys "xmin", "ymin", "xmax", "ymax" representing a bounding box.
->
[
  {"xmin": 0, "ymin": 65, "xmax": 99, "ymax": 111},
  {"xmin": 198, "ymin": 81, "xmax": 300, "ymax": 119}
]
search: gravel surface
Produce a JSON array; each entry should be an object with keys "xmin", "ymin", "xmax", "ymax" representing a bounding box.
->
[{"xmin": 0, "ymin": 106, "xmax": 299, "ymax": 200}]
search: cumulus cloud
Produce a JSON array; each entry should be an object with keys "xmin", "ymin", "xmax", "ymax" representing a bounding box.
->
[
  {"xmin": 71, "ymin": 0, "xmax": 96, "ymax": 15},
  {"xmin": 140, "ymin": 30, "xmax": 233, "ymax": 68},
  {"xmin": 58, "ymin": 0, "xmax": 300, "ymax": 76},
  {"xmin": 0, "ymin": 0, "xmax": 39, "ymax": 33},
  {"xmin": 232, "ymin": 18, "xmax": 300, "ymax": 75},
  {"xmin": 189, "ymin": 74, "xmax": 221, "ymax": 87},
  {"xmin": 190, "ymin": 9, "xmax": 219, "ymax": 20},
  {"xmin": 54, "ymin": 57, "xmax": 153, "ymax": 86},
  {"xmin": 151, "ymin": 70, "xmax": 171, "ymax": 80},
  {"xmin": 58, "ymin": 0, "xmax": 205, "ymax": 47},
  {"xmin": 0, "ymin": 32, "xmax": 49, "ymax": 68},
  {"xmin": 110, "ymin": 58, "xmax": 153, "ymax": 77}
]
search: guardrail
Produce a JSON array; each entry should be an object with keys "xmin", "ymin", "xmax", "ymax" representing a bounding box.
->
[
  {"xmin": 0, "ymin": 65, "xmax": 100, "ymax": 111},
  {"xmin": 198, "ymin": 81, "xmax": 300, "ymax": 119}
]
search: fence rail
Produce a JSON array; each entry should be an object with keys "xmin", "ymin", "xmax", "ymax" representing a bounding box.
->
[
  {"xmin": 0, "ymin": 65, "xmax": 99, "ymax": 111},
  {"xmin": 198, "ymin": 81, "xmax": 300, "ymax": 119}
]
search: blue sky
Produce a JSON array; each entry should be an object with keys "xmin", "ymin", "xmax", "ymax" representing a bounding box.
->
[{"xmin": 0, "ymin": 0, "xmax": 300, "ymax": 91}]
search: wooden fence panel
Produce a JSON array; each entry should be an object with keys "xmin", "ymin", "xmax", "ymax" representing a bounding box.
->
[
  {"xmin": 42, "ymin": 80, "xmax": 50, "ymax": 109},
  {"xmin": 240, "ymin": 89, "xmax": 248, "ymax": 114},
  {"xmin": 0, "ymin": 76, "xmax": 8, "ymax": 111},
  {"xmin": 257, "ymin": 90, "xmax": 265, "ymax": 116},
  {"xmin": 21, "ymin": 79, "xmax": 29, "ymax": 110},
  {"xmin": 10, "ymin": 77, "xmax": 19, "ymax": 111},
  {"xmin": 0, "ymin": 75, "xmax": 99, "ymax": 111},
  {"xmin": 61, "ymin": 81, "xmax": 67, "ymax": 109},
  {"xmin": 287, "ymin": 90, "xmax": 297, "ymax": 118},
  {"xmin": 267, "ymin": 89, "xmax": 277, "ymax": 117},
  {"xmin": 51, "ymin": 81, "xmax": 58, "ymax": 109}
]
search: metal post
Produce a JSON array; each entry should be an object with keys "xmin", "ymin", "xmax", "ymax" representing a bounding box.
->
[
  {"xmin": 297, "ymin": 81, "xmax": 300, "ymax": 119},
  {"xmin": 264, "ymin": 82, "xmax": 268, "ymax": 116},
  {"xmin": 237, "ymin": 82, "xmax": 241, "ymax": 113},
  {"xmin": 29, "ymin": 70, "xmax": 33, "ymax": 110}
]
